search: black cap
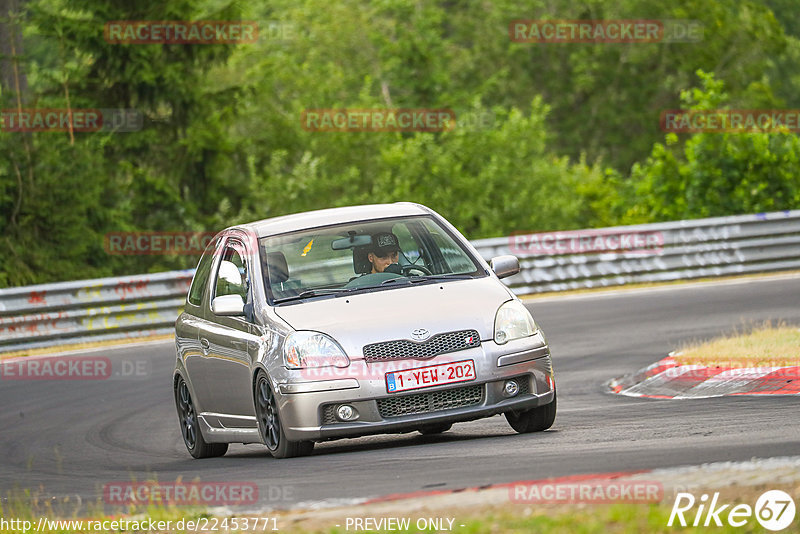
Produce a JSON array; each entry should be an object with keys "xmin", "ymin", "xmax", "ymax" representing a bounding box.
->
[{"xmin": 371, "ymin": 232, "xmax": 400, "ymax": 255}]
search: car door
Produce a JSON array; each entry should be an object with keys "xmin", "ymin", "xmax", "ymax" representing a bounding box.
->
[
  {"xmin": 196, "ymin": 236, "xmax": 261, "ymax": 425},
  {"xmin": 176, "ymin": 236, "xmax": 220, "ymax": 409}
]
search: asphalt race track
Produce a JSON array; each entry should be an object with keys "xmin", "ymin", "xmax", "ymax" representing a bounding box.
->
[{"xmin": 2, "ymin": 275, "xmax": 799, "ymax": 509}]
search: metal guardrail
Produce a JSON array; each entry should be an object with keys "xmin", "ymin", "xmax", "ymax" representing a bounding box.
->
[
  {"xmin": 0, "ymin": 271, "xmax": 193, "ymax": 352},
  {"xmin": 470, "ymin": 210, "xmax": 800, "ymax": 294},
  {"xmin": 1, "ymin": 210, "xmax": 798, "ymax": 353}
]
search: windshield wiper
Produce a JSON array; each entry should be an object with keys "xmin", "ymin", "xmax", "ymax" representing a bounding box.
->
[
  {"xmin": 273, "ymin": 288, "xmax": 355, "ymax": 304},
  {"xmin": 274, "ymin": 274, "xmax": 478, "ymax": 303},
  {"xmin": 408, "ymin": 273, "xmax": 478, "ymax": 282},
  {"xmin": 379, "ymin": 273, "xmax": 476, "ymax": 286},
  {"xmin": 380, "ymin": 277, "xmax": 413, "ymax": 286}
]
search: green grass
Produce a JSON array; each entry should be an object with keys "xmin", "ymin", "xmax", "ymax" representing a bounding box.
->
[{"xmin": 675, "ymin": 322, "xmax": 800, "ymax": 368}]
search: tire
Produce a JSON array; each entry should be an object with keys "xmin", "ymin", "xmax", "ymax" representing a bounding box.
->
[
  {"xmin": 505, "ymin": 393, "xmax": 557, "ymax": 434},
  {"xmin": 175, "ymin": 377, "xmax": 228, "ymax": 459},
  {"xmin": 418, "ymin": 423, "xmax": 452, "ymax": 435},
  {"xmin": 254, "ymin": 372, "xmax": 314, "ymax": 459}
]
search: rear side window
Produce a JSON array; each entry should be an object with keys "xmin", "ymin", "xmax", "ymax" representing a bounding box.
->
[{"xmin": 187, "ymin": 238, "xmax": 219, "ymax": 306}]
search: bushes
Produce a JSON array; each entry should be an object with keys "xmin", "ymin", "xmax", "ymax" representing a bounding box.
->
[{"xmin": 2, "ymin": 1, "xmax": 800, "ymax": 287}]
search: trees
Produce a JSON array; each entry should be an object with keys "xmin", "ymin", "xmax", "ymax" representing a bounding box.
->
[
  {"xmin": 622, "ymin": 71, "xmax": 800, "ymax": 223},
  {"xmin": 1, "ymin": 0, "xmax": 799, "ymax": 286},
  {"xmin": 0, "ymin": 0, "xmax": 245, "ymax": 285}
]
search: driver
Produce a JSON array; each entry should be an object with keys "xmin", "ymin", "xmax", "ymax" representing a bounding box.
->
[{"xmin": 368, "ymin": 232, "xmax": 401, "ymax": 273}]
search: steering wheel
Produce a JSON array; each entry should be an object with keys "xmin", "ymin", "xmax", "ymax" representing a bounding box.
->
[{"xmin": 401, "ymin": 264, "xmax": 432, "ymax": 276}]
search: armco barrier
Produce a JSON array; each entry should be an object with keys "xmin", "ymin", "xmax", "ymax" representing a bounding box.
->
[
  {"xmin": 471, "ymin": 210, "xmax": 800, "ymax": 295},
  {"xmin": 0, "ymin": 271, "xmax": 193, "ymax": 352},
  {"xmin": 1, "ymin": 210, "xmax": 798, "ymax": 353}
]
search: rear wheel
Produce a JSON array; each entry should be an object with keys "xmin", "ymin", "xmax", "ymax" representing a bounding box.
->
[
  {"xmin": 418, "ymin": 423, "xmax": 452, "ymax": 435},
  {"xmin": 505, "ymin": 393, "xmax": 557, "ymax": 433},
  {"xmin": 255, "ymin": 372, "xmax": 314, "ymax": 459},
  {"xmin": 175, "ymin": 377, "xmax": 228, "ymax": 458}
]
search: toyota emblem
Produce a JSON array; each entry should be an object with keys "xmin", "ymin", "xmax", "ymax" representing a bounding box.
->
[{"xmin": 411, "ymin": 328, "xmax": 430, "ymax": 341}]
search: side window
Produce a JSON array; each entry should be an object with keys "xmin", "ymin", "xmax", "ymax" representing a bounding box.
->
[
  {"xmin": 187, "ymin": 238, "xmax": 219, "ymax": 306},
  {"xmin": 214, "ymin": 243, "xmax": 248, "ymax": 300}
]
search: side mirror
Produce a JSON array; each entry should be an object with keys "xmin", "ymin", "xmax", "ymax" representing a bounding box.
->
[
  {"xmin": 490, "ymin": 255, "xmax": 520, "ymax": 279},
  {"xmin": 218, "ymin": 260, "xmax": 244, "ymax": 288},
  {"xmin": 211, "ymin": 294, "xmax": 246, "ymax": 316}
]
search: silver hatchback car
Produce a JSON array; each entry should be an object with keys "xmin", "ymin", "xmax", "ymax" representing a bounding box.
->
[{"xmin": 174, "ymin": 203, "xmax": 556, "ymax": 459}]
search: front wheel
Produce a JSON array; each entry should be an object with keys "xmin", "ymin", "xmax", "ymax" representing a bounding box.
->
[
  {"xmin": 254, "ymin": 372, "xmax": 314, "ymax": 459},
  {"xmin": 505, "ymin": 393, "xmax": 556, "ymax": 433},
  {"xmin": 175, "ymin": 377, "xmax": 228, "ymax": 458}
]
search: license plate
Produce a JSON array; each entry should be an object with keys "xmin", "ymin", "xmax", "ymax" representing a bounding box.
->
[{"xmin": 385, "ymin": 360, "xmax": 476, "ymax": 393}]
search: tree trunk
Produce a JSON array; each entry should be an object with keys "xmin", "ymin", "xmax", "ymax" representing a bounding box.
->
[{"xmin": 0, "ymin": 0, "xmax": 28, "ymax": 104}]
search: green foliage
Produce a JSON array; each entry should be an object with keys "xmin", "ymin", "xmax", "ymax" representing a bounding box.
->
[
  {"xmin": 1, "ymin": 0, "xmax": 800, "ymax": 287},
  {"xmin": 369, "ymin": 100, "xmax": 613, "ymax": 237},
  {"xmin": 621, "ymin": 70, "xmax": 800, "ymax": 223},
  {"xmin": 0, "ymin": 0, "xmax": 246, "ymax": 286},
  {"xmin": 226, "ymin": 99, "xmax": 613, "ymax": 239}
]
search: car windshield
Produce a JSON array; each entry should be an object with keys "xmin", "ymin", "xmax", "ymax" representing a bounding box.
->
[{"xmin": 259, "ymin": 215, "xmax": 484, "ymax": 304}]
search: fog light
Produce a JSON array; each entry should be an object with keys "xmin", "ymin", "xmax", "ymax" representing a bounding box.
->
[
  {"xmin": 504, "ymin": 380, "xmax": 520, "ymax": 397},
  {"xmin": 336, "ymin": 404, "xmax": 357, "ymax": 421}
]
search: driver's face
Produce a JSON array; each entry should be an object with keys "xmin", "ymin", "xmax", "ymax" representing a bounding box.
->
[{"xmin": 368, "ymin": 250, "xmax": 399, "ymax": 273}]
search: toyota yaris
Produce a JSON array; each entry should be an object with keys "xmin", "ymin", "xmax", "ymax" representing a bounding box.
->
[{"xmin": 174, "ymin": 203, "xmax": 556, "ymax": 458}]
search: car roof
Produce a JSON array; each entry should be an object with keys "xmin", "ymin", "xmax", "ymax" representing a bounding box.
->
[{"xmin": 236, "ymin": 202, "xmax": 433, "ymax": 238}]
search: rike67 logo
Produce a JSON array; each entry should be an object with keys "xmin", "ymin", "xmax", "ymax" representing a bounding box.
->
[{"xmin": 669, "ymin": 490, "xmax": 796, "ymax": 531}]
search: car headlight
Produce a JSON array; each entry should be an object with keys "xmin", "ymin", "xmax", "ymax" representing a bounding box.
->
[
  {"xmin": 283, "ymin": 331, "xmax": 350, "ymax": 369},
  {"xmin": 494, "ymin": 300, "xmax": 538, "ymax": 344}
]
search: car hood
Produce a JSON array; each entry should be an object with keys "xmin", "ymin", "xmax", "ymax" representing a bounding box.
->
[{"xmin": 272, "ymin": 277, "xmax": 514, "ymax": 357}]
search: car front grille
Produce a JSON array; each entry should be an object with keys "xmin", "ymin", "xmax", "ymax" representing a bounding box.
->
[
  {"xmin": 377, "ymin": 384, "xmax": 483, "ymax": 418},
  {"xmin": 364, "ymin": 329, "xmax": 481, "ymax": 362},
  {"xmin": 321, "ymin": 405, "xmax": 338, "ymax": 425},
  {"xmin": 513, "ymin": 376, "xmax": 531, "ymax": 395}
]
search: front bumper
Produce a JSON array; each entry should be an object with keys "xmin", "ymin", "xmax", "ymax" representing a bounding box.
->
[{"xmin": 273, "ymin": 333, "xmax": 555, "ymax": 441}]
